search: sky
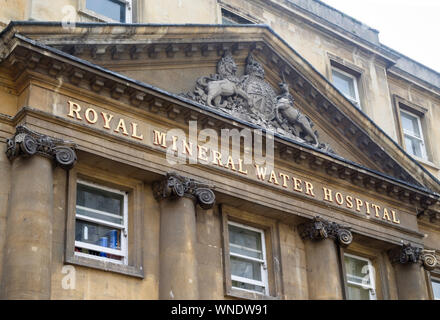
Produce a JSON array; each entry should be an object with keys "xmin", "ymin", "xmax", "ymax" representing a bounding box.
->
[{"xmin": 319, "ymin": 0, "xmax": 440, "ymax": 73}]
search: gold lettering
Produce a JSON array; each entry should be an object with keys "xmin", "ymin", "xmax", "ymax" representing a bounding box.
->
[
  {"xmin": 268, "ymin": 170, "xmax": 279, "ymax": 185},
  {"xmin": 346, "ymin": 195, "xmax": 353, "ymax": 209},
  {"xmin": 85, "ymin": 108, "xmax": 98, "ymax": 124},
  {"xmin": 355, "ymin": 198, "xmax": 363, "ymax": 212},
  {"xmin": 254, "ymin": 164, "xmax": 267, "ymax": 181},
  {"xmin": 212, "ymin": 150, "xmax": 223, "ymax": 167},
  {"xmin": 371, "ymin": 204, "xmax": 381, "ymax": 218},
  {"xmin": 335, "ymin": 192, "xmax": 344, "ymax": 205},
  {"xmin": 182, "ymin": 140, "xmax": 193, "ymax": 156},
  {"xmin": 383, "ymin": 208, "xmax": 392, "ymax": 222},
  {"xmin": 172, "ymin": 136, "xmax": 179, "ymax": 151},
  {"xmin": 323, "ymin": 187, "xmax": 333, "ymax": 202},
  {"xmin": 305, "ymin": 181, "xmax": 315, "ymax": 197},
  {"xmin": 131, "ymin": 122, "xmax": 143, "ymax": 140},
  {"xmin": 391, "ymin": 210, "xmax": 400, "ymax": 224},
  {"xmin": 197, "ymin": 145, "xmax": 209, "ymax": 162},
  {"xmin": 293, "ymin": 177, "xmax": 302, "ymax": 193},
  {"xmin": 279, "ymin": 173, "xmax": 290, "ymax": 188},
  {"xmin": 67, "ymin": 101, "xmax": 82, "ymax": 120},
  {"xmin": 238, "ymin": 158, "xmax": 248, "ymax": 175},
  {"xmin": 101, "ymin": 112, "xmax": 114, "ymax": 130},
  {"xmin": 225, "ymin": 156, "xmax": 237, "ymax": 171},
  {"xmin": 365, "ymin": 201, "xmax": 371, "ymax": 215},
  {"xmin": 114, "ymin": 118, "xmax": 128, "ymax": 136}
]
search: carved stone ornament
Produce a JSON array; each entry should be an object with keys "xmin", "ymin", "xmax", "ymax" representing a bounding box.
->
[
  {"xmin": 299, "ymin": 216, "xmax": 353, "ymax": 247},
  {"xmin": 152, "ymin": 172, "xmax": 215, "ymax": 210},
  {"xmin": 6, "ymin": 125, "xmax": 77, "ymax": 169},
  {"xmin": 388, "ymin": 242, "xmax": 439, "ymax": 271},
  {"xmin": 181, "ymin": 51, "xmax": 333, "ymax": 153}
]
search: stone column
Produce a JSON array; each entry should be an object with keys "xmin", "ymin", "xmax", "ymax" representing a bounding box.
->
[
  {"xmin": 153, "ymin": 172, "xmax": 215, "ymax": 300},
  {"xmin": 389, "ymin": 243, "xmax": 437, "ymax": 300},
  {"xmin": 1, "ymin": 125, "xmax": 76, "ymax": 299},
  {"xmin": 299, "ymin": 216, "xmax": 353, "ymax": 300}
]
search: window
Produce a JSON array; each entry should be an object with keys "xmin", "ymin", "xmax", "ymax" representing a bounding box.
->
[
  {"xmin": 331, "ymin": 67, "xmax": 361, "ymax": 108},
  {"xmin": 344, "ymin": 253, "xmax": 377, "ymax": 300},
  {"xmin": 400, "ymin": 109, "xmax": 427, "ymax": 160},
  {"xmin": 74, "ymin": 180, "xmax": 128, "ymax": 264},
  {"xmin": 221, "ymin": 8, "xmax": 254, "ymax": 25},
  {"xmin": 432, "ymin": 278, "xmax": 440, "ymax": 300},
  {"xmin": 228, "ymin": 222, "xmax": 268, "ymax": 295},
  {"xmin": 84, "ymin": 0, "xmax": 132, "ymax": 23}
]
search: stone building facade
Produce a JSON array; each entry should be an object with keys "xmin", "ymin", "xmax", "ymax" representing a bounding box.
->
[{"xmin": 0, "ymin": 0, "xmax": 439, "ymax": 300}]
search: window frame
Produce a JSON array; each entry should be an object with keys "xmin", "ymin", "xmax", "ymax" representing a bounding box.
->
[
  {"xmin": 228, "ymin": 221, "xmax": 269, "ymax": 295},
  {"xmin": 74, "ymin": 179, "xmax": 129, "ymax": 265},
  {"xmin": 79, "ymin": 0, "xmax": 133, "ymax": 23},
  {"xmin": 221, "ymin": 205, "xmax": 282, "ymax": 300},
  {"xmin": 65, "ymin": 166, "xmax": 144, "ymax": 278},
  {"xmin": 343, "ymin": 253, "xmax": 377, "ymax": 300},
  {"xmin": 431, "ymin": 277, "xmax": 440, "ymax": 300},
  {"xmin": 399, "ymin": 108, "xmax": 428, "ymax": 160},
  {"xmin": 331, "ymin": 66, "xmax": 361, "ymax": 109}
]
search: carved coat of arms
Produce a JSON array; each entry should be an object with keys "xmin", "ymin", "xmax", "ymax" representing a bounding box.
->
[{"xmin": 181, "ymin": 51, "xmax": 332, "ymax": 152}]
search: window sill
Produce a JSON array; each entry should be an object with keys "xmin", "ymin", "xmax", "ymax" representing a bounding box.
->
[
  {"xmin": 226, "ymin": 288, "xmax": 281, "ymax": 300},
  {"xmin": 66, "ymin": 254, "xmax": 144, "ymax": 278}
]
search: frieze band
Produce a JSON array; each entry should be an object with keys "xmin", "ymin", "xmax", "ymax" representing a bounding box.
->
[
  {"xmin": 152, "ymin": 172, "xmax": 216, "ymax": 210},
  {"xmin": 388, "ymin": 242, "xmax": 438, "ymax": 271},
  {"xmin": 6, "ymin": 125, "xmax": 77, "ymax": 170},
  {"xmin": 299, "ymin": 216, "xmax": 353, "ymax": 247}
]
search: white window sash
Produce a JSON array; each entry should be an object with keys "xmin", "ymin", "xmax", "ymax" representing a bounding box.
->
[
  {"xmin": 75, "ymin": 240, "xmax": 124, "ymax": 256},
  {"xmin": 229, "ymin": 242, "xmax": 263, "ymax": 255},
  {"xmin": 76, "ymin": 205, "xmax": 123, "ymax": 221},
  {"xmin": 331, "ymin": 67, "xmax": 361, "ymax": 108},
  {"xmin": 400, "ymin": 109, "xmax": 427, "ymax": 159},
  {"xmin": 231, "ymin": 275, "xmax": 266, "ymax": 287},
  {"xmin": 228, "ymin": 221, "xmax": 269, "ymax": 295},
  {"xmin": 230, "ymin": 252, "xmax": 265, "ymax": 264},
  {"xmin": 344, "ymin": 253, "xmax": 377, "ymax": 300},
  {"xmin": 76, "ymin": 214, "xmax": 125, "ymax": 230},
  {"xmin": 74, "ymin": 251, "xmax": 124, "ymax": 265},
  {"xmin": 76, "ymin": 180, "xmax": 129, "ymax": 264}
]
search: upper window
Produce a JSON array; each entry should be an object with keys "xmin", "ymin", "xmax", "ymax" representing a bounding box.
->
[
  {"xmin": 85, "ymin": 0, "xmax": 132, "ymax": 23},
  {"xmin": 400, "ymin": 109, "xmax": 427, "ymax": 160},
  {"xmin": 432, "ymin": 278, "xmax": 440, "ymax": 300},
  {"xmin": 331, "ymin": 67, "xmax": 361, "ymax": 108},
  {"xmin": 74, "ymin": 180, "xmax": 128, "ymax": 264},
  {"xmin": 344, "ymin": 253, "xmax": 377, "ymax": 300},
  {"xmin": 228, "ymin": 221, "xmax": 268, "ymax": 295},
  {"xmin": 221, "ymin": 8, "xmax": 253, "ymax": 25}
]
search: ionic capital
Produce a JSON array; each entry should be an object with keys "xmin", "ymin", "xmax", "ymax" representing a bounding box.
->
[
  {"xmin": 6, "ymin": 125, "xmax": 77, "ymax": 169},
  {"xmin": 152, "ymin": 172, "xmax": 215, "ymax": 210},
  {"xmin": 299, "ymin": 216, "xmax": 353, "ymax": 247},
  {"xmin": 388, "ymin": 242, "xmax": 438, "ymax": 271}
]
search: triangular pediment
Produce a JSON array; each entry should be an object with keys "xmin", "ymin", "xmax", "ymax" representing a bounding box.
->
[{"xmin": 1, "ymin": 22, "xmax": 440, "ymax": 198}]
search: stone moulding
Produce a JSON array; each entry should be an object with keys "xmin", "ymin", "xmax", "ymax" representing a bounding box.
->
[
  {"xmin": 388, "ymin": 242, "xmax": 438, "ymax": 271},
  {"xmin": 6, "ymin": 125, "xmax": 77, "ymax": 170},
  {"xmin": 152, "ymin": 172, "xmax": 216, "ymax": 210},
  {"xmin": 299, "ymin": 215, "xmax": 353, "ymax": 247}
]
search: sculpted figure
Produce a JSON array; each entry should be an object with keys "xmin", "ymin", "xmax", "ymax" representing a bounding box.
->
[
  {"xmin": 202, "ymin": 51, "xmax": 250, "ymax": 108},
  {"xmin": 275, "ymin": 82, "xmax": 319, "ymax": 147}
]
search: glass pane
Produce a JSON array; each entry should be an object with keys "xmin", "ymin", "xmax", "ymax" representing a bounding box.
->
[
  {"xmin": 75, "ymin": 220, "xmax": 122, "ymax": 252},
  {"xmin": 347, "ymin": 283, "xmax": 371, "ymax": 300},
  {"xmin": 344, "ymin": 255, "xmax": 371, "ymax": 287},
  {"xmin": 228, "ymin": 224, "xmax": 263, "ymax": 259},
  {"xmin": 232, "ymin": 280, "xmax": 265, "ymax": 294},
  {"xmin": 332, "ymin": 69, "xmax": 356, "ymax": 100},
  {"xmin": 230, "ymin": 256, "xmax": 262, "ymax": 281},
  {"xmin": 404, "ymin": 135, "xmax": 423, "ymax": 158},
  {"xmin": 86, "ymin": 0, "xmax": 126, "ymax": 22},
  {"xmin": 77, "ymin": 183, "xmax": 123, "ymax": 216},
  {"xmin": 400, "ymin": 112, "xmax": 421, "ymax": 137},
  {"xmin": 432, "ymin": 280, "xmax": 440, "ymax": 300}
]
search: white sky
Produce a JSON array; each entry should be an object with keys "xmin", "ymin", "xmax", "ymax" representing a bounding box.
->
[{"xmin": 320, "ymin": 0, "xmax": 440, "ymax": 73}]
